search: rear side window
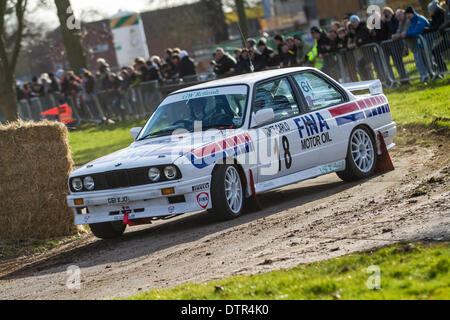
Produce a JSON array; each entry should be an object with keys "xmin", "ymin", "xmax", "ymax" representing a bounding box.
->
[
  {"xmin": 293, "ymin": 72, "xmax": 345, "ymax": 111},
  {"xmin": 254, "ymin": 77, "xmax": 300, "ymax": 122}
]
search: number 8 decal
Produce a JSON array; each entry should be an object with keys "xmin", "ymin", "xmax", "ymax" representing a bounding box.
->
[{"xmin": 282, "ymin": 136, "xmax": 292, "ymax": 170}]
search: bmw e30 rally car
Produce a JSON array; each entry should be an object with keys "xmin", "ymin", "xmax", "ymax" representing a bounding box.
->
[{"xmin": 67, "ymin": 67, "xmax": 396, "ymax": 239}]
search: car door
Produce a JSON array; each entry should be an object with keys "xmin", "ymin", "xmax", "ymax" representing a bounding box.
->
[
  {"xmin": 251, "ymin": 77, "xmax": 303, "ymax": 183},
  {"xmin": 290, "ymin": 71, "xmax": 349, "ymax": 168}
]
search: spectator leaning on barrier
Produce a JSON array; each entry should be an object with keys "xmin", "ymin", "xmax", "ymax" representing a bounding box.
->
[
  {"xmin": 234, "ymin": 49, "xmax": 252, "ymax": 74},
  {"xmin": 427, "ymin": 0, "xmax": 446, "ymax": 32},
  {"xmin": 294, "ymin": 34, "xmax": 312, "ymax": 66},
  {"xmin": 82, "ymin": 70, "xmax": 96, "ymax": 95},
  {"xmin": 211, "ymin": 48, "xmax": 237, "ymax": 76},
  {"xmin": 177, "ymin": 50, "xmax": 197, "ymax": 79},
  {"xmin": 383, "ymin": 7, "xmax": 410, "ymax": 85},
  {"xmin": 48, "ymin": 72, "xmax": 61, "ymax": 93},
  {"xmin": 280, "ymin": 42, "xmax": 296, "ymax": 68},
  {"xmin": 258, "ymin": 38, "xmax": 278, "ymax": 69},
  {"xmin": 273, "ymin": 34, "xmax": 285, "ymax": 55},
  {"xmin": 425, "ymin": 0, "xmax": 448, "ymax": 73},
  {"xmin": 308, "ymin": 26, "xmax": 327, "ymax": 70},
  {"xmin": 402, "ymin": 6, "xmax": 431, "ymax": 82},
  {"xmin": 145, "ymin": 59, "xmax": 162, "ymax": 82},
  {"xmin": 349, "ymin": 15, "xmax": 374, "ymax": 81}
]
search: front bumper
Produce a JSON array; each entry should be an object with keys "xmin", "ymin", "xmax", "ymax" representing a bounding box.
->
[{"xmin": 67, "ymin": 176, "xmax": 212, "ymax": 225}]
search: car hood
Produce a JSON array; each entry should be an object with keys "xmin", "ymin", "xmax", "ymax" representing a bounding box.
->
[{"xmin": 71, "ymin": 130, "xmax": 242, "ymax": 177}]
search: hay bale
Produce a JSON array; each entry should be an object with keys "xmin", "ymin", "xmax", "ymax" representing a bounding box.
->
[{"xmin": 0, "ymin": 120, "xmax": 78, "ymax": 240}]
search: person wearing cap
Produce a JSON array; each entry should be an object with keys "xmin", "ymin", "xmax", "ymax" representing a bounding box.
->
[{"xmin": 402, "ymin": 6, "xmax": 431, "ymax": 82}]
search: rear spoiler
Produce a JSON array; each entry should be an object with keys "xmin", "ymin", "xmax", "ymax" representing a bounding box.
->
[{"xmin": 342, "ymin": 80, "xmax": 383, "ymax": 95}]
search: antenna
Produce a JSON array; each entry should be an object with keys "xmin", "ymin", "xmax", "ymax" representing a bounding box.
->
[{"xmin": 237, "ymin": 23, "xmax": 254, "ymax": 73}]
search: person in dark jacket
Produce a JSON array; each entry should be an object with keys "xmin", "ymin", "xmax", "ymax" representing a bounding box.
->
[
  {"xmin": 48, "ymin": 73, "xmax": 61, "ymax": 93},
  {"xmin": 426, "ymin": 0, "xmax": 448, "ymax": 73},
  {"xmin": 257, "ymin": 38, "xmax": 277, "ymax": 69},
  {"xmin": 145, "ymin": 60, "xmax": 162, "ymax": 81},
  {"xmin": 82, "ymin": 70, "xmax": 96, "ymax": 95},
  {"xmin": 369, "ymin": 12, "xmax": 391, "ymax": 84},
  {"xmin": 402, "ymin": 6, "xmax": 431, "ymax": 82},
  {"xmin": 234, "ymin": 49, "xmax": 252, "ymax": 74},
  {"xmin": 211, "ymin": 48, "xmax": 237, "ymax": 76},
  {"xmin": 349, "ymin": 15, "xmax": 373, "ymax": 80},
  {"xmin": 426, "ymin": 0, "xmax": 445, "ymax": 32},
  {"xmin": 177, "ymin": 51, "xmax": 197, "ymax": 79},
  {"xmin": 382, "ymin": 7, "xmax": 409, "ymax": 84},
  {"xmin": 311, "ymin": 26, "xmax": 335, "ymax": 77},
  {"xmin": 273, "ymin": 34, "xmax": 285, "ymax": 55},
  {"xmin": 279, "ymin": 43, "xmax": 296, "ymax": 68}
]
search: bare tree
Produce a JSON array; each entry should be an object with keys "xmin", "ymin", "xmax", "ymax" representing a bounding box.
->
[
  {"xmin": 235, "ymin": 0, "xmax": 248, "ymax": 39},
  {"xmin": 200, "ymin": 0, "xmax": 229, "ymax": 43},
  {"xmin": 0, "ymin": 0, "xmax": 27, "ymax": 122},
  {"xmin": 54, "ymin": 0, "xmax": 87, "ymax": 74}
]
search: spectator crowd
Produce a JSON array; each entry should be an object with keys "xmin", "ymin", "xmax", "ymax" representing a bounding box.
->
[{"xmin": 15, "ymin": 0, "xmax": 448, "ymax": 119}]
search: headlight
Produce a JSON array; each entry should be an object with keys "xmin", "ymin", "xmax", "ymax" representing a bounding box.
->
[
  {"xmin": 83, "ymin": 176, "xmax": 95, "ymax": 191},
  {"xmin": 72, "ymin": 178, "xmax": 83, "ymax": 191},
  {"xmin": 148, "ymin": 167, "xmax": 161, "ymax": 182},
  {"xmin": 164, "ymin": 166, "xmax": 177, "ymax": 180}
]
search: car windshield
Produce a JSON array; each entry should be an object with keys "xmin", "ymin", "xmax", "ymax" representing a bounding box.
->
[{"xmin": 137, "ymin": 85, "xmax": 248, "ymax": 140}]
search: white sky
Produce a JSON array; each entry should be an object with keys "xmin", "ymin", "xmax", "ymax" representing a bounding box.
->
[{"xmin": 34, "ymin": 0, "xmax": 194, "ymax": 27}]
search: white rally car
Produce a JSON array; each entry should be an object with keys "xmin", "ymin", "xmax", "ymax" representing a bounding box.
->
[{"xmin": 67, "ymin": 68, "xmax": 396, "ymax": 239}]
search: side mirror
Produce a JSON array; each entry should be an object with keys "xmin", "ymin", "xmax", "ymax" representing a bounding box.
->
[
  {"xmin": 130, "ymin": 127, "xmax": 142, "ymax": 140},
  {"xmin": 251, "ymin": 108, "xmax": 274, "ymax": 128}
]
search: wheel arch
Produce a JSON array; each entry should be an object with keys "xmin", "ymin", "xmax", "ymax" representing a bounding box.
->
[{"xmin": 211, "ymin": 157, "xmax": 250, "ymax": 197}]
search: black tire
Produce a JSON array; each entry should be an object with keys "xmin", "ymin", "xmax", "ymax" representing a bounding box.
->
[
  {"xmin": 210, "ymin": 164, "xmax": 245, "ymax": 220},
  {"xmin": 337, "ymin": 126, "xmax": 377, "ymax": 182},
  {"xmin": 89, "ymin": 221, "xmax": 126, "ymax": 239}
]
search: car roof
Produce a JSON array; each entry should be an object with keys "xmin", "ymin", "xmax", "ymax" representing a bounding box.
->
[{"xmin": 172, "ymin": 67, "xmax": 314, "ymax": 94}]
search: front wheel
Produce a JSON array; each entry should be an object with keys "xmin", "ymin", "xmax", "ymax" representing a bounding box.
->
[
  {"xmin": 337, "ymin": 127, "xmax": 376, "ymax": 182},
  {"xmin": 210, "ymin": 164, "xmax": 245, "ymax": 220},
  {"xmin": 89, "ymin": 221, "xmax": 126, "ymax": 239}
]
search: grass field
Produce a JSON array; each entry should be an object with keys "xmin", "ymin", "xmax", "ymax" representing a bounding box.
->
[
  {"xmin": 68, "ymin": 79, "xmax": 449, "ymax": 166},
  {"xmin": 127, "ymin": 242, "xmax": 449, "ymax": 300}
]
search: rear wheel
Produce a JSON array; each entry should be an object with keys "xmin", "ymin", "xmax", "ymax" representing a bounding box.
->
[
  {"xmin": 337, "ymin": 127, "xmax": 376, "ymax": 182},
  {"xmin": 89, "ymin": 221, "xmax": 126, "ymax": 239},
  {"xmin": 211, "ymin": 164, "xmax": 245, "ymax": 220}
]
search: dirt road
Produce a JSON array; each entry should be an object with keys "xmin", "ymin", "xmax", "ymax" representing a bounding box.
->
[{"xmin": 0, "ymin": 139, "xmax": 448, "ymax": 300}]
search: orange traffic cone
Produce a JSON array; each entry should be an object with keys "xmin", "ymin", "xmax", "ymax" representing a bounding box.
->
[{"xmin": 375, "ymin": 131, "xmax": 395, "ymax": 173}]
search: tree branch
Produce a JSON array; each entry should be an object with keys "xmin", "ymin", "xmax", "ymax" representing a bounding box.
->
[{"xmin": 10, "ymin": 0, "xmax": 27, "ymax": 70}]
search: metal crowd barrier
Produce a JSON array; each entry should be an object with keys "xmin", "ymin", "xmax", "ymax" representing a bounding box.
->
[
  {"xmin": 321, "ymin": 30, "xmax": 449, "ymax": 87},
  {"xmin": 423, "ymin": 28, "xmax": 450, "ymax": 78},
  {"xmin": 3, "ymin": 34, "xmax": 447, "ymax": 125}
]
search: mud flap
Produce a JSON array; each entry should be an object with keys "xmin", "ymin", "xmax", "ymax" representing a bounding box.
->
[
  {"xmin": 375, "ymin": 131, "xmax": 395, "ymax": 173},
  {"xmin": 249, "ymin": 169, "xmax": 262, "ymax": 210}
]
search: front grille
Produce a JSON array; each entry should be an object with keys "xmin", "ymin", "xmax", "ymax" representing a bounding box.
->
[{"xmin": 70, "ymin": 166, "xmax": 182, "ymax": 192}]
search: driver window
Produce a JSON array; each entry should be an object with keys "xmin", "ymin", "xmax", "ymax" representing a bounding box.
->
[{"xmin": 254, "ymin": 78, "xmax": 300, "ymax": 122}]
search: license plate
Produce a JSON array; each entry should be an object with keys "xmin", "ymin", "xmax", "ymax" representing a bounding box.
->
[{"xmin": 108, "ymin": 196, "xmax": 129, "ymax": 206}]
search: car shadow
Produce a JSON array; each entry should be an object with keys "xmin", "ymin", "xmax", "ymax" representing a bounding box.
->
[{"xmin": 0, "ymin": 175, "xmax": 375, "ymax": 281}]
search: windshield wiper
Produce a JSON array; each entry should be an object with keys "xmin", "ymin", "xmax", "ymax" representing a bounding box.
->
[
  {"xmin": 199, "ymin": 124, "xmax": 235, "ymax": 131},
  {"xmin": 137, "ymin": 129, "xmax": 176, "ymax": 141}
]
